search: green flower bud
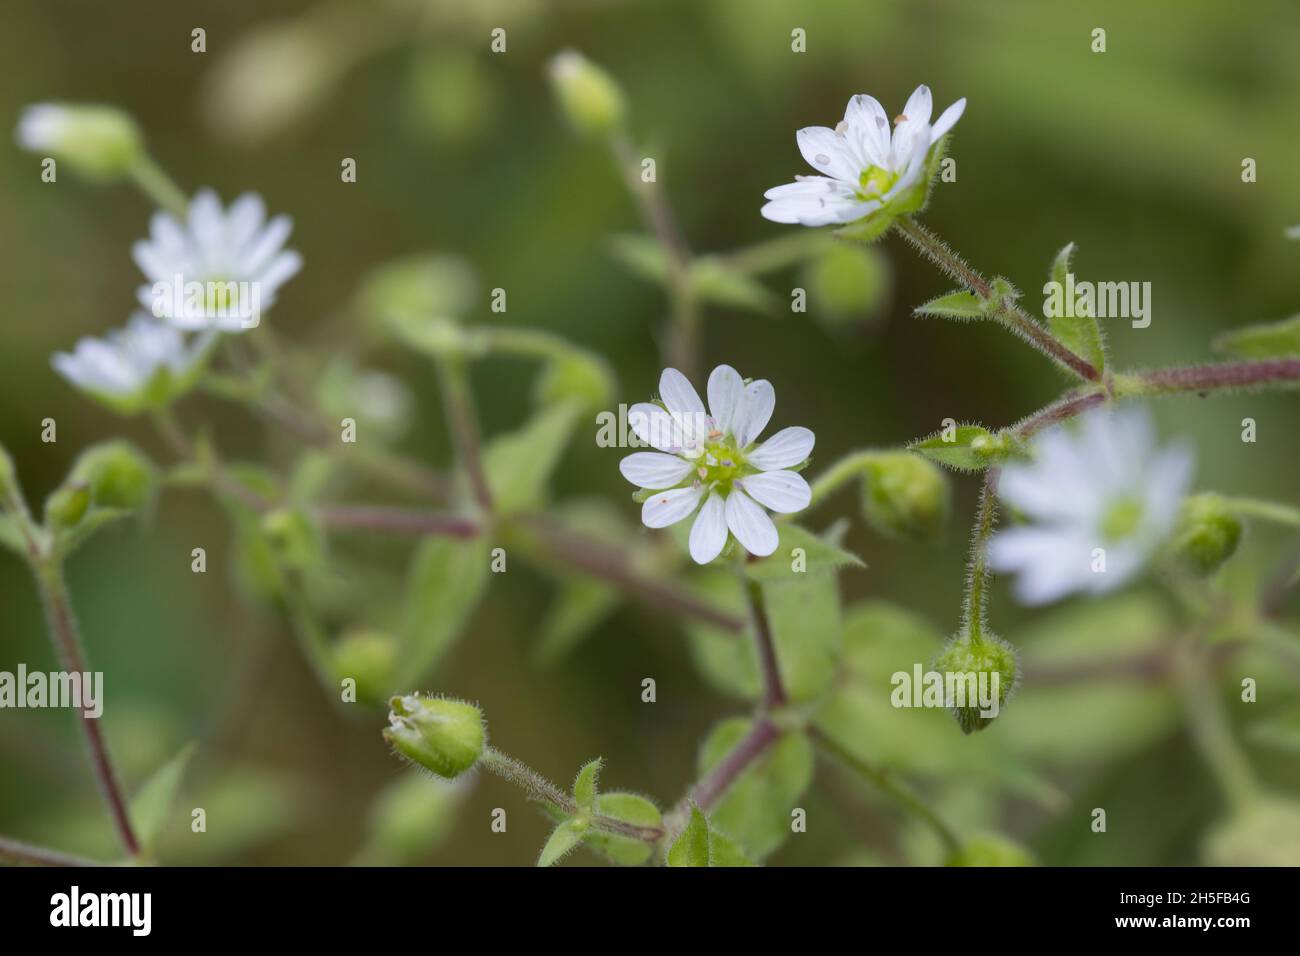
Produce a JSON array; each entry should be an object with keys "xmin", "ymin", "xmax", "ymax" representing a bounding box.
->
[
  {"xmin": 259, "ymin": 508, "xmax": 323, "ymax": 570},
  {"xmin": 15, "ymin": 103, "xmax": 144, "ymax": 179},
  {"xmin": 861, "ymin": 452, "xmax": 951, "ymax": 542},
  {"xmin": 1169, "ymin": 493, "xmax": 1242, "ymax": 576},
  {"xmin": 44, "ymin": 483, "xmax": 91, "ymax": 531},
  {"xmin": 384, "ymin": 694, "xmax": 485, "ymax": 779},
  {"xmin": 354, "ymin": 253, "xmax": 478, "ymax": 333},
  {"xmin": 68, "ymin": 441, "xmax": 156, "ymax": 512},
  {"xmin": 1202, "ymin": 797, "xmax": 1300, "ymax": 866},
  {"xmin": 804, "ymin": 243, "xmax": 890, "ymax": 329},
  {"xmin": 548, "ymin": 50, "xmax": 625, "ymax": 138},
  {"xmin": 946, "ymin": 833, "xmax": 1035, "ymax": 867},
  {"xmin": 0, "ymin": 443, "xmax": 17, "ymax": 504},
  {"xmin": 932, "ymin": 630, "xmax": 1018, "ymax": 734},
  {"xmin": 333, "ymin": 630, "xmax": 397, "ymax": 706}
]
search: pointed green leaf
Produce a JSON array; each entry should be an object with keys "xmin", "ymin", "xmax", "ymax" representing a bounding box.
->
[
  {"xmin": 909, "ymin": 425, "xmax": 1027, "ymax": 472},
  {"xmin": 131, "ymin": 742, "xmax": 196, "ymax": 855},
  {"xmin": 1213, "ymin": 313, "xmax": 1300, "ymax": 359},
  {"xmin": 396, "ymin": 535, "xmax": 490, "ymax": 685},
  {"xmin": 667, "ymin": 806, "xmax": 711, "ymax": 867},
  {"xmin": 483, "ymin": 401, "xmax": 582, "ymax": 514},
  {"xmin": 709, "ymin": 828, "xmax": 757, "ymax": 867},
  {"xmin": 1045, "ymin": 243, "xmax": 1106, "ymax": 373},
  {"xmin": 914, "ymin": 290, "xmax": 985, "ymax": 320},
  {"xmin": 535, "ymin": 577, "xmax": 621, "ymax": 664},
  {"xmin": 538, "ymin": 817, "xmax": 588, "ymax": 867},
  {"xmin": 573, "ymin": 758, "xmax": 602, "ymax": 812},
  {"xmin": 587, "ymin": 792, "xmax": 662, "ymax": 866},
  {"xmin": 744, "ymin": 524, "xmax": 864, "ymax": 581}
]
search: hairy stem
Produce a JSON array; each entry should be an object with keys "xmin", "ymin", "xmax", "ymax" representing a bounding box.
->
[
  {"xmin": 1123, "ymin": 359, "xmax": 1300, "ymax": 395},
  {"xmin": 894, "ymin": 218, "xmax": 1099, "ymax": 382},
  {"xmin": 961, "ymin": 468, "xmax": 1001, "ymax": 644},
  {"xmin": 32, "ymin": 560, "xmax": 140, "ymax": 858},
  {"xmin": 0, "ymin": 834, "xmax": 100, "ymax": 868},
  {"xmin": 673, "ymin": 719, "xmax": 780, "ymax": 821},
  {"xmin": 435, "ymin": 357, "xmax": 494, "ymax": 512},
  {"xmin": 803, "ymin": 449, "xmax": 880, "ymax": 512},
  {"xmin": 1011, "ymin": 390, "xmax": 1107, "ymax": 439},
  {"xmin": 811, "ymin": 728, "xmax": 962, "ymax": 857},
  {"xmin": 743, "ymin": 574, "xmax": 787, "ymax": 709},
  {"xmin": 610, "ymin": 132, "xmax": 700, "ymax": 377}
]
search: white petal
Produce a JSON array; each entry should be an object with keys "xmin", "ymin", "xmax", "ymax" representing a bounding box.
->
[
  {"xmin": 732, "ymin": 379, "xmax": 775, "ymax": 448},
  {"xmin": 843, "ymin": 94, "xmax": 891, "ymax": 168},
  {"xmin": 761, "ymin": 178, "xmax": 872, "ymax": 226},
  {"xmin": 725, "ymin": 490, "xmax": 779, "ymax": 557},
  {"xmin": 619, "ymin": 451, "xmax": 693, "ymax": 490},
  {"xmin": 641, "ymin": 485, "xmax": 703, "ymax": 529},
  {"xmin": 901, "ymin": 85, "xmax": 934, "ymax": 128},
  {"xmin": 659, "ymin": 367, "xmax": 705, "ymax": 416},
  {"xmin": 929, "ymin": 97, "xmax": 966, "ymax": 144},
  {"xmin": 988, "ymin": 527, "xmax": 1092, "ymax": 606},
  {"xmin": 628, "ymin": 402, "xmax": 682, "ymax": 453},
  {"xmin": 738, "ymin": 471, "xmax": 810, "ymax": 514},
  {"xmin": 748, "ymin": 426, "xmax": 815, "ymax": 471},
  {"xmin": 254, "ymin": 249, "xmax": 302, "ymax": 293},
  {"xmin": 796, "ymin": 126, "xmax": 860, "ymax": 185},
  {"xmin": 688, "ymin": 492, "xmax": 728, "ymax": 564},
  {"xmin": 706, "ymin": 364, "xmax": 744, "ymax": 436}
]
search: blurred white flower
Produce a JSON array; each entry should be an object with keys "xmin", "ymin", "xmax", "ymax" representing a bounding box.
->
[
  {"xmin": 989, "ymin": 406, "xmax": 1193, "ymax": 605},
  {"xmin": 761, "ymin": 84, "xmax": 965, "ymax": 228},
  {"xmin": 15, "ymin": 102, "xmax": 142, "ymax": 178},
  {"xmin": 619, "ymin": 366, "xmax": 814, "ymax": 563},
  {"xmin": 52, "ymin": 313, "xmax": 216, "ymax": 415},
  {"xmin": 134, "ymin": 189, "xmax": 301, "ymax": 331}
]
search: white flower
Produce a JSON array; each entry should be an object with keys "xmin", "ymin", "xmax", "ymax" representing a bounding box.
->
[
  {"xmin": 52, "ymin": 313, "xmax": 216, "ymax": 415},
  {"xmin": 619, "ymin": 366, "xmax": 815, "ymax": 564},
  {"xmin": 761, "ymin": 84, "xmax": 965, "ymax": 228},
  {"xmin": 133, "ymin": 189, "xmax": 302, "ymax": 331},
  {"xmin": 988, "ymin": 407, "xmax": 1193, "ymax": 606}
]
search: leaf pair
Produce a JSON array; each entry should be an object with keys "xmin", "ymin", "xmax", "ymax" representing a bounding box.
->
[{"xmin": 538, "ymin": 758, "xmax": 664, "ymax": 867}]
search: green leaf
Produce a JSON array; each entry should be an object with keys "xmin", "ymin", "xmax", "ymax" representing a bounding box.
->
[
  {"xmin": 131, "ymin": 742, "xmax": 196, "ymax": 855},
  {"xmin": 0, "ymin": 514, "xmax": 23, "ymax": 554},
  {"xmin": 764, "ymin": 573, "xmax": 842, "ymax": 703},
  {"xmin": 698, "ymin": 720, "xmax": 813, "ymax": 860},
  {"xmin": 914, "ymin": 290, "xmax": 985, "ymax": 320},
  {"xmin": 396, "ymin": 535, "xmax": 491, "ymax": 685},
  {"xmin": 573, "ymin": 758, "xmax": 602, "ymax": 812},
  {"xmin": 708, "ymin": 828, "xmax": 757, "ymax": 867},
  {"xmin": 535, "ymin": 577, "xmax": 621, "ymax": 664},
  {"xmin": 1213, "ymin": 313, "xmax": 1300, "ymax": 359},
  {"xmin": 744, "ymin": 524, "xmax": 864, "ymax": 581},
  {"xmin": 683, "ymin": 570, "xmax": 761, "ymax": 701},
  {"xmin": 354, "ymin": 774, "xmax": 466, "ymax": 866},
  {"xmin": 586, "ymin": 792, "xmax": 662, "ymax": 866},
  {"xmin": 538, "ymin": 817, "xmax": 589, "ymax": 867},
  {"xmin": 482, "ymin": 401, "xmax": 581, "ymax": 514},
  {"xmin": 909, "ymin": 424, "xmax": 1026, "ymax": 472},
  {"xmin": 609, "ymin": 235, "xmax": 775, "ymax": 314},
  {"xmin": 667, "ymin": 806, "xmax": 711, "ymax": 867},
  {"xmin": 1044, "ymin": 242, "xmax": 1106, "ymax": 373}
]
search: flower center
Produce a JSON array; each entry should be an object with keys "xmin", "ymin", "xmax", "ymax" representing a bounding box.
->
[
  {"xmin": 1101, "ymin": 497, "xmax": 1144, "ymax": 542},
  {"xmin": 693, "ymin": 439, "xmax": 747, "ymax": 494},
  {"xmin": 857, "ymin": 165, "xmax": 897, "ymax": 200}
]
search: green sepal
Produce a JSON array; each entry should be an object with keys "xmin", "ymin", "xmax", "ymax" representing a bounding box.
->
[
  {"xmin": 572, "ymin": 757, "xmax": 602, "ymax": 812},
  {"xmin": 914, "ymin": 290, "xmax": 984, "ymax": 320},
  {"xmin": 538, "ymin": 817, "xmax": 589, "ymax": 867},
  {"xmin": 909, "ymin": 425, "xmax": 1027, "ymax": 472},
  {"xmin": 667, "ymin": 805, "xmax": 711, "ymax": 867},
  {"xmin": 1045, "ymin": 242, "xmax": 1106, "ymax": 373}
]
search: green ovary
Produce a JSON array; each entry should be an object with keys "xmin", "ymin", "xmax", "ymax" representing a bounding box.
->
[
  {"xmin": 692, "ymin": 439, "xmax": 749, "ymax": 494},
  {"xmin": 857, "ymin": 165, "xmax": 897, "ymax": 200},
  {"xmin": 1101, "ymin": 497, "xmax": 1144, "ymax": 541}
]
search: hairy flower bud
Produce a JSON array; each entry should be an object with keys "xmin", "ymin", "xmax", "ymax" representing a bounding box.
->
[
  {"xmin": 932, "ymin": 630, "xmax": 1018, "ymax": 734},
  {"xmin": 15, "ymin": 103, "xmax": 143, "ymax": 179},
  {"xmin": 333, "ymin": 630, "xmax": 397, "ymax": 706},
  {"xmin": 68, "ymin": 441, "xmax": 156, "ymax": 512},
  {"xmin": 1169, "ymin": 493, "xmax": 1241, "ymax": 576},
  {"xmin": 384, "ymin": 694, "xmax": 485, "ymax": 779},
  {"xmin": 861, "ymin": 452, "xmax": 950, "ymax": 542},
  {"xmin": 44, "ymin": 484, "xmax": 91, "ymax": 531},
  {"xmin": 548, "ymin": 50, "xmax": 625, "ymax": 138}
]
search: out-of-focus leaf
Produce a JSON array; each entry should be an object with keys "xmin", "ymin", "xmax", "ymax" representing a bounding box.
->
[
  {"xmin": 1213, "ymin": 313, "xmax": 1300, "ymax": 359},
  {"xmin": 535, "ymin": 577, "xmax": 621, "ymax": 664},
  {"xmin": 744, "ymin": 524, "xmax": 864, "ymax": 581},
  {"xmin": 699, "ymin": 720, "xmax": 813, "ymax": 860},
  {"xmin": 483, "ymin": 401, "xmax": 581, "ymax": 514},
  {"xmin": 353, "ymin": 775, "xmax": 467, "ymax": 866},
  {"xmin": 130, "ymin": 743, "xmax": 196, "ymax": 855},
  {"xmin": 684, "ymin": 570, "xmax": 760, "ymax": 701},
  {"xmin": 396, "ymin": 535, "xmax": 490, "ymax": 685},
  {"xmin": 609, "ymin": 235, "xmax": 776, "ymax": 313},
  {"xmin": 764, "ymin": 572, "xmax": 842, "ymax": 703}
]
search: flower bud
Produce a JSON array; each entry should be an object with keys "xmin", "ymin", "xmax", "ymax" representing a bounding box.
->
[
  {"xmin": 44, "ymin": 483, "xmax": 91, "ymax": 531},
  {"xmin": 384, "ymin": 694, "xmax": 485, "ymax": 779},
  {"xmin": 354, "ymin": 253, "xmax": 478, "ymax": 333},
  {"xmin": 548, "ymin": 51, "xmax": 625, "ymax": 138},
  {"xmin": 804, "ymin": 243, "xmax": 889, "ymax": 329},
  {"xmin": 932, "ymin": 630, "xmax": 1018, "ymax": 734},
  {"xmin": 333, "ymin": 630, "xmax": 397, "ymax": 706},
  {"xmin": 861, "ymin": 452, "xmax": 951, "ymax": 542},
  {"xmin": 259, "ymin": 508, "xmax": 323, "ymax": 570},
  {"xmin": 946, "ymin": 833, "xmax": 1035, "ymax": 867},
  {"xmin": 68, "ymin": 441, "xmax": 156, "ymax": 512},
  {"xmin": 1169, "ymin": 493, "xmax": 1241, "ymax": 576},
  {"xmin": 15, "ymin": 103, "xmax": 143, "ymax": 179}
]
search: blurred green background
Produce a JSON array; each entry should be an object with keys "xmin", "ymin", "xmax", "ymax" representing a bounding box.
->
[{"xmin": 2, "ymin": 0, "xmax": 1299, "ymax": 866}]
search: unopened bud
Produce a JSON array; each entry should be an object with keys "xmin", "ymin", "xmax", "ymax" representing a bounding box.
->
[
  {"xmin": 1170, "ymin": 493, "xmax": 1241, "ymax": 576},
  {"xmin": 259, "ymin": 508, "xmax": 323, "ymax": 570},
  {"xmin": 861, "ymin": 452, "xmax": 950, "ymax": 542},
  {"xmin": 932, "ymin": 629, "xmax": 1018, "ymax": 734},
  {"xmin": 384, "ymin": 694, "xmax": 485, "ymax": 779},
  {"xmin": 15, "ymin": 103, "xmax": 143, "ymax": 179},
  {"xmin": 333, "ymin": 630, "xmax": 397, "ymax": 706},
  {"xmin": 44, "ymin": 483, "xmax": 91, "ymax": 531},
  {"xmin": 68, "ymin": 441, "xmax": 155, "ymax": 512},
  {"xmin": 548, "ymin": 51, "xmax": 625, "ymax": 138}
]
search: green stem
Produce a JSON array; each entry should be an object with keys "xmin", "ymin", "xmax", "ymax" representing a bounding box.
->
[
  {"xmin": 435, "ymin": 357, "xmax": 493, "ymax": 512},
  {"xmin": 1174, "ymin": 642, "xmax": 1259, "ymax": 811},
  {"xmin": 961, "ymin": 467, "xmax": 1001, "ymax": 644},
  {"xmin": 1118, "ymin": 359, "xmax": 1300, "ymax": 396},
  {"xmin": 893, "ymin": 218, "xmax": 1099, "ymax": 382},
  {"xmin": 670, "ymin": 719, "xmax": 780, "ymax": 826},
  {"xmin": 811, "ymin": 728, "xmax": 962, "ymax": 857},
  {"xmin": 128, "ymin": 154, "xmax": 188, "ymax": 217},
  {"xmin": 742, "ymin": 572, "xmax": 786, "ymax": 710},
  {"xmin": 1220, "ymin": 497, "xmax": 1300, "ymax": 529},
  {"xmin": 279, "ymin": 571, "xmax": 338, "ymax": 694},
  {"xmin": 0, "ymin": 834, "xmax": 101, "ymax": 867},
  {"xmin": 803, "ymin": 449, "xmax": 881, "ymax": 512}
]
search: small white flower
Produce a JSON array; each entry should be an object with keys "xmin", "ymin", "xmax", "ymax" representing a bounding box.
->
[
  {"xmin": 989, "ymin": 407, "xmax": 1193, "ymax": 606},
  {"xmin": 133, "ymin": 189, "xmax": 302, "ymax": 331},
  {"xmin": 761, "ymin": 84, "xmax": 965, "ymax": 228},
  {"xmin": 52, "ymin": 313, "xmax": 216, "ymax": 415},
  {"xmin": 619, "ymin": 366, "xmax": 815, "ymax": 564}
]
